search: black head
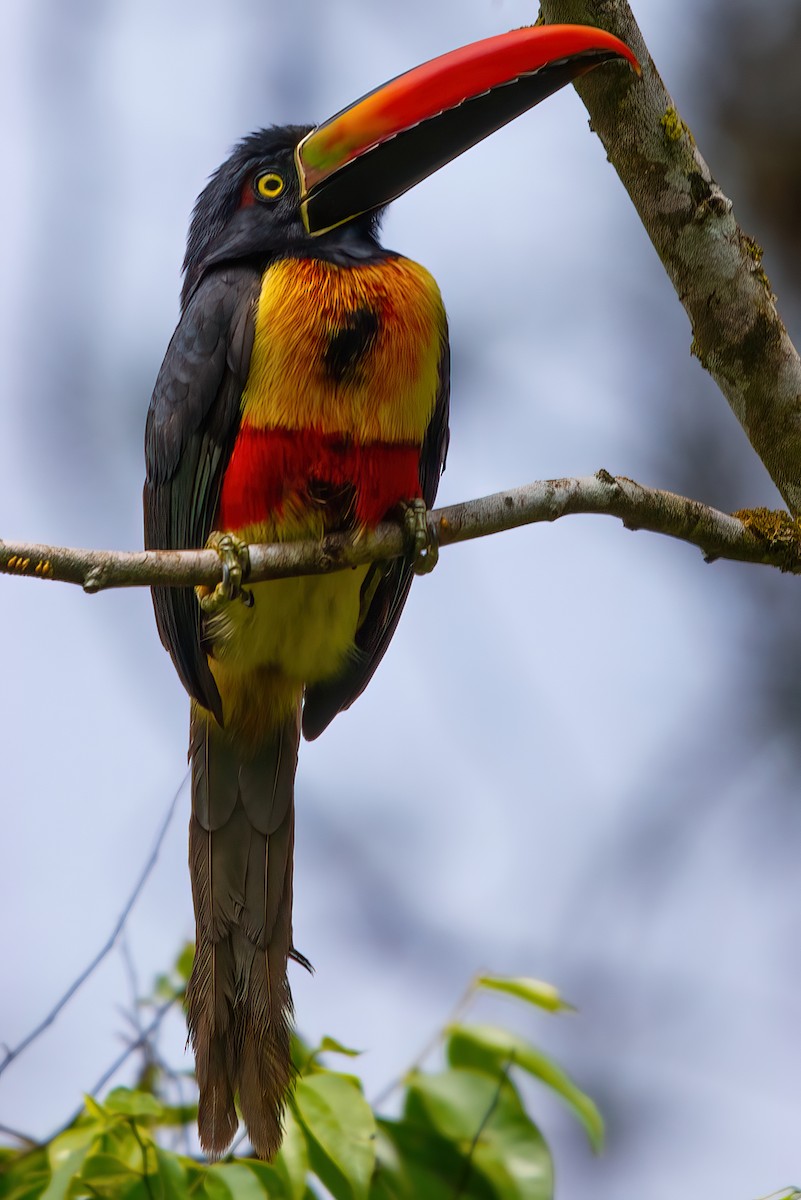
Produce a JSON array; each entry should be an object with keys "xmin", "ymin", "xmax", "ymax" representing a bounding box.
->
[
  {"xmin": 181, "ymin": 125, "xmax": 383, "ymax": 307},
  {"xmin": 180, "ymin": 30, "xmax": 638, "ymax": 307}
]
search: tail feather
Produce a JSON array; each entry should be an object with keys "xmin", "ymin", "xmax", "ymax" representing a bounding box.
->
[
  {"xmin": 190, "ymin": 718, "xmax": 241, "ymax": 830},
  {"xmin": 238, "ymin": 717, "xmax": 296, "ymax": 834},
  {"xmin": 235, "ymin": 951, "xmax": 293, "ymax": 1157},
  {"xmin": 193, "ymin": 1011, "xmax": 238, "ymax": 1153},
  {"xmin": 187, "ymin": 703, "xmax": 300, "ymax": 1159}
]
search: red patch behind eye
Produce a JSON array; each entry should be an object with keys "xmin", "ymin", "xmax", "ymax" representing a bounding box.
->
[{"xmin": 239, "ymin": 178, "xmax": 256, "ymax": 208}]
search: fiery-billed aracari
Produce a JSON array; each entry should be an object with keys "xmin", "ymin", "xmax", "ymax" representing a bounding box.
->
[{"xmin": 144, "ymin": 24, "xmax": 637, "ymax": 1158}]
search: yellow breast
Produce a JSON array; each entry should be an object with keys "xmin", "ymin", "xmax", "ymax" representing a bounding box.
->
[{"xmin": 240, "ymin": 255, "xmax": 445, "ymax": 444}]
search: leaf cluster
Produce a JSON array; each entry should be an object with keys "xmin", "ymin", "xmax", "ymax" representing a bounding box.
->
[{"xmin": 0, "ymin": 974, "xmax": 600, "ymax": 1200}]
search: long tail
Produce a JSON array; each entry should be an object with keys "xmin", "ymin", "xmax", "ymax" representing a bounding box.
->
[{"xmin": 187, "ymin": 703, "xmax": 300, "ymax": 1159}]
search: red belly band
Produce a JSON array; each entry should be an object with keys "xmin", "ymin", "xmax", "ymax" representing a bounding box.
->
[{"xmin": 218, "ymin": 425, "xmax": 423, "ymax": 530}]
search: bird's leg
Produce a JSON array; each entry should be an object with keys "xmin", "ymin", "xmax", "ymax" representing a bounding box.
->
[
  {"xmin": 401, "ymin": 498, "xmax": 438, "ymax": 575},
  {"xmin": 198, "ymin": 532, "xmax": 254, "ymax": 612}
]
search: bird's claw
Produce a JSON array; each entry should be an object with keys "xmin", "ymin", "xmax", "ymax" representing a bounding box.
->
[
  {"xmin": 402, "ymin": 498, "xmax": 438, "ymax": 575},
  {"xmin": 198, "ymin": 532, "xmax": 253, "ymax": 612}
]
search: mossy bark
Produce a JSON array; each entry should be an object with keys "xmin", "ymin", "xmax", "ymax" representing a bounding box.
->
[{"xmin": 539, "ymin": 0, "xmax": 801, "ymax": 514}]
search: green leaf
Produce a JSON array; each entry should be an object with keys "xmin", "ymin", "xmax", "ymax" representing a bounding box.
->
[
  {"xmin": 42, "ymin": 1128, "xmax": 98, "ymax": 1200},
  {"xmin": 404, "ymin": 1066, "xmax": 512, "ymax": 1143},
  {"xmin": 82, "ymin": 1183, "xmax": 149, "ymax": 1200},
  {"xmin": 272, "ymin": 1107, "xmax": 309, "ymax": 1200},
  {"xmin": 201, "ymin": 1171, "xmax": 233, "ymax": 1200},
  {"xmin": 290, "ymin": 1035, "xmax": 313, "ymax": 1075},
  {"xmin": 175, "ymin": 941, "xmax": 195, "ymax": 981},
  {"xmin": 371, "ymin": 1120, "xmax": 494, "ymax": 1200},
  {"xmin": 294, "ymin": 1073, "xmax": 376, "ymax": 1200},
  {"xmin": 299, "ymin": 1035, "xmax": 362, "ymax": 1078},
  {"xmin": 153, "ymin": 1148, "xmax": 190, "ymax": 1200},
  {"xmin": 0, "ymin": 1147, "xmax": 51, "ymax": 1200},
  {"xmin": 184, "ymin": 1161, "xmax": 213, "ymax": 1197},
  {"xmin": 77, "ymin": 1152, "xmax": 136, "ymax": 1180},
  {"xmin": 404, "ymin": 1068, "xmax": 553, "ymax": 1200},
  {"xmin": 152, "ymin": 943, "xmax": 193, "ymax": 1002},
  {"xmin": 152, "ymin": 972, "xmax": 175, "ymax": 1001},
  {"xmin": 103, "ymin": 1089, "xmax": 164, "ymax": 1119},
  {"xmin": 244, "ymin": 1161, "xmax": 291, "ymax": 1198},
  {"xmin": 476, "ymin": 977, "xmax": 575, "ymax": 1014},
  {"xmin": 76, "ymin": 1151, "xmax": 138, "ymax": 1189},
  {"xmin": 82, "ymin": 1096, "xmax": 106, "ymax": 1122},
  {"xmin": 91, "ymin": 1125, "xmax": 146, "ymax": 1173},
  {"xmin": 446, "ymin": 1024, "xmax": 603, "ymax": 1152},
  {"xmin": 471, "ymin": 1106, "xmax": 552, "ymax": 1200},
  {"xmin": 207, "ymin": 1163, "xmax": 273, "ymax": 1199},
  {"xmin": 156, "ymin": 1103, "xmax": 199, "ymax": 1129},
  {"xmin": 319, "ymin": 1036, "xmax": 361, "ymax": 1058}
]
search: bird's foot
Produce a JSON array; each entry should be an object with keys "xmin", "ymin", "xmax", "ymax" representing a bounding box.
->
[
  {"xmin": 198, "ymin": 532, "xmax": 253, "ymax": 612},
  {"xmin": 402, "ymin": 498, "xmax": 438, "ymax": 575}
]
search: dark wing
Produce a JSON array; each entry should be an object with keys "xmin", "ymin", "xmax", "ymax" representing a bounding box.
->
[
  {"xmin": 302, "ymin": 327, "xmax": 451, "ymax": 741},
  {"xmin": 144, "ymin": 267, "xmax": 260, "ymax": 722}
]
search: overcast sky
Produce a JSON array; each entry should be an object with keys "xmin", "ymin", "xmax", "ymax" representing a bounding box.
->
[{"xmin": 1, "ymin": 2, "xmax": 799, "ymax": 1195}]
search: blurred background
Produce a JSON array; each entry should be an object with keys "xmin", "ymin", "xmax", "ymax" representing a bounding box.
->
[{"xmin": 1, "ymin": 0, "xmax": 799, "ymax": 1194}]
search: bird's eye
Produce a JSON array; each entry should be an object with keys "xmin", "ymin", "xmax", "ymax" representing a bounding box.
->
[{"xmin": 255, "ymin": 171, "xmax": 285, "ymax": 201}]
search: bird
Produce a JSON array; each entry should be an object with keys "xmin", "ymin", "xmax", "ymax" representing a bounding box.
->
[{"xmin": 143, "ymin": 23, "xmax": 638, "ymax": 1160}]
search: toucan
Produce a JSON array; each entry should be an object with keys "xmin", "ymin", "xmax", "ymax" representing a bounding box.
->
[{"xmin": 144, "ymin": 23, "xmax": 638, "ymax": 1159}]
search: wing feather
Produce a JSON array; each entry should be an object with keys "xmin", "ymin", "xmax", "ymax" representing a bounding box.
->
[{"xmin": 144, "ymin": 267, "xmax": 260, "ymax": 720}]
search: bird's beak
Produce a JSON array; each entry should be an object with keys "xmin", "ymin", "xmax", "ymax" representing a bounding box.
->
[{"xmin": 296, "ymin": 24, "xmax": 639, "ymax": 236}]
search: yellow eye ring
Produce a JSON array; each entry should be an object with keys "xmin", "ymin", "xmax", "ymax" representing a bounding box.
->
[{"xmin": 255, "ymin": 171, "xmax": 285, "ymax": 200}]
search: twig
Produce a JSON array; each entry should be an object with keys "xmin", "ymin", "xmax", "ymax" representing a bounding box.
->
[
  {"xmin": 118, "ymin": 934, "xmax": 166, "ymax": 1113},
  {"xmin": 128, "ymin": 1119, "xmax": 156, "ymax": 1200},
  {"xmin": 227, "ymin": 1128, "xmax": 249, "ymax": 1157},
  {"xmin": 453, "ymin": 1054, "xmax": 515, "ymax": 1200},
  {"xmin": 0, "ymin": 774, "xmax": 187, "ymax": 1081},
  {"xmin": 48, "ymin": 997, "xmax": 176, "ymax": 1141},
  {"xmin": 0, "ymin": 1121, "xmax": 39, "ymax": 1148},
  {"xmin": 88, "ymin": 1001, "xmax": 176, "ymax": 1102},
  {"xmin": 2, "ymin": 474, "xmax": 801, "ymax": 593},
  {"xmin": 372, "ymin": 976, "xmax": 479, "ymax": 1110},
  {"xmin": 119, "ymin": 933, "xmax": 147, "ymax": 1049}
]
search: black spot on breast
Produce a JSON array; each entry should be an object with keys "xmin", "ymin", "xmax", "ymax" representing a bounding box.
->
[
  {"xmin": 306, "ymin": 476, "xmax": 357, "ymax": 531},
  {"xmin": 323, "ymin": 307, "xmax": 379, "ymax": 384}
]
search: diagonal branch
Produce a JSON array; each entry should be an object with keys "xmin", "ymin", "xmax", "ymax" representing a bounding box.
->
[
  {"xmin": 0, "ymin": 775, "xmax": 186, "ymax": 1083},
  {"xmin": 1, "ymin": 473, "xmax": 801, "ymax": 591},
  {"xmin": 538, "ymin": 0, "xmax": 801, "ymax": 515}
]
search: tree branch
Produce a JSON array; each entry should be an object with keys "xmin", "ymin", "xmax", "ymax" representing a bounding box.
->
[
  {"xmin": 2, "ymin": 474, "xmax": 801, "ymax": 591},
  {"xmin": 538, "ymin": 0, "xmax": 801, "ymax": 516}
]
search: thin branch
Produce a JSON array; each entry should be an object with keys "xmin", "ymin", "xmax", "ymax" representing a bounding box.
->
[
  {"xmin": 227, "ymin": 1128, "xmax": 249, "ymax": 1158},
  {"xmin": 372, "ymin": 976, "xmax": 479, "ymax": 1110},
  {"xmin": 119, "ymin": 933, "xmax": 147, "ymax": 1048},
  {"xmin": 453, "ymin": 1054, "xmax": 515, "ymax": 1200},
  {"xmin": 538, "ymin": 0, "xmax": 801, "ymax": 516},
  {"xmin": 2, "ymin": 474, "xmax": 801, "ymax": 594},
  {"xmin": 0, "ymin": 774, "xmax": 187, "ymax": 1081},
  {"xmin": 86, "ymin": 999, "xmax": 176, "ymax": 1104},
  {"xmin": 117, "ymin": 934, "xmax": 163, "ymax": 1104},
  {"xmin": 0, "ymin": 1121, "xmax": 39, "ymax": 1148},
  {"xmin": 46, "ymin": 998, "xmax": 177, "ymax": 1143},
  {"xmin": 128, "ymin": 1119, "xmax": 156, "ymax": 1200}
]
